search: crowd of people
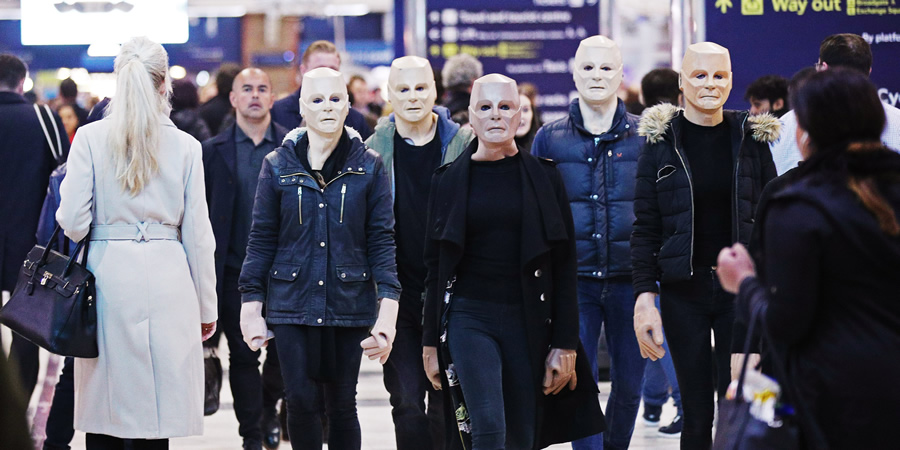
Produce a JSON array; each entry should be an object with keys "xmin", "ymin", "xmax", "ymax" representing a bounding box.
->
[{"xmin": 0, "ymin": 29, "xmax": 898, "ymax": 450}]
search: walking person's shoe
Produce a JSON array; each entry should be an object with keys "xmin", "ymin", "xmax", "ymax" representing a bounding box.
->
[
  {"xmin": 658, "ymin": 414, "xmax": 683, "ymax": 438},
  {"xmin": 642, "ymin": 404, "xmax": 662, "ymax": 426},
  {"xmin": 262, "ymin": 409, "xmax": 280, "ymax": 449}
]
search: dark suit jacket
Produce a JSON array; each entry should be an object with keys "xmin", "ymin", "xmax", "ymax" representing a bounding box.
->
[
  {"xmin": 0, "ymin": 92, "xmax": 69, "ymax": 291},
  {"xmin": 201, "ymin": 121, "xmax": 289, "ymax": 300},
  {"xmin": 422, "ymin": 142, "xmax": 605, "ymax": 447},
  {"xmin": 271, "ymin": 88, "xmax": 373, "ymax": 140}
]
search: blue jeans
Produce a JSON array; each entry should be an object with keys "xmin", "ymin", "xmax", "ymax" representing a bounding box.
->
[
  {"xmin": 447, "ymin": 296, "xmax": 536, "ymax": 450},
  {"xmin": 572, "ymin": 277, "xmax": 646, "ymax": 450},
  {"xmin": 641, "ymin": 297, "xmax": 682, "ymax": 415}
]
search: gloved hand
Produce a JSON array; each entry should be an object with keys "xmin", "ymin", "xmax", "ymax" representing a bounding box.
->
[
  {"xmin": 731, "ymin": 353, "xmax": 761, "ymax": 381},
  {"xmin": 543, "ymin": 348, "xmax": 577, "ymax": 395},
  {"xmin": 360, "ymin": 298, "xmax": 399, "ymax": 364},
  {"xmin": 201, "ymin": 321, "xmax": 217, "ymax": 341},
  {"xmin": 422, "ymin": 345, "xmax": 442, "ymax": 390},
  {"xmin": 716, "ymin": 243, "xmax": 757, "ymax": 294},
  {"xmin": 240, "ymin": 301, "xmax": 273, "ymax": 351},
  {"xmin": 634, "ymin": 292, "xmax": 666, "ymax": 360}
]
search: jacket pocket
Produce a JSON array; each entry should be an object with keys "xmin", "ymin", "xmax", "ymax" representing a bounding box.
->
[
  {"xmin": 333, "ymin": 264, "xmax": 375, "ymax": 316},
  {"xmin": 267, "ymin": 263, "xmax": 301, "ymax": 311},
  {"xmin": 335, "ymin": 264, "xmax": 371, "ymax": 282},
  {"xmin": 656, "ymin": 165, "xmax": 677, "ymax": 183}
]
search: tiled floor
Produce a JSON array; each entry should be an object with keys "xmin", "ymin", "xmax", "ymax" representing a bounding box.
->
[{"xmin": 28, "ymin": 344, "xmax": 680, "ymax": 449}]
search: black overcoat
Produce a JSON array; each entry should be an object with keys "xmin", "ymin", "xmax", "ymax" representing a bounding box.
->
[
  {"xmin": 0, "ymin": 92, "xmax": 69, "ymax": 292},
  {"xmin": 422, "ymin": 142, "xmax": 606, "ymax": 448},
  {"xmin": 201, "ymin": 121, "xmax": 289, "ymax": 301}
]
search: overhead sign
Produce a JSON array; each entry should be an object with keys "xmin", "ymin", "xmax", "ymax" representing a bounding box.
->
[
  {"xmin": 21, "ymin": 0, "xmax": 189, "ymax": 45},
  {"xmin": 425, "ymin": 0, "xmax": 600, "ymax": 124},
  {"xmin": 705, "ymin": 0, "xmax": 900, "ymax": 109}
]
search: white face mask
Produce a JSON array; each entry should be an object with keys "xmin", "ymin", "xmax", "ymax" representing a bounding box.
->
[
  {"xmin": 388, "ymin": 57, "xmax": 437, "ymax": 124},
  {"xmin": 573, "ymin": 36, "xmax": 624, "ymax": 105},
  {"xmin": 468, "ymin": 74, "xmax": 521, "ymax": 145},
  {"xmin": 680, "ymin": 43, "xmax": 733, "ymax": 115},
  {"xmin": 299, "ymin": 68, "xmax": 349, "ymax": 135}
]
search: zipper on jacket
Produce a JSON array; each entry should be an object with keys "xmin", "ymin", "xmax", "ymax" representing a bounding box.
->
[
  {"xmin": 297, "ymin": 187, "xmax": 303, "ymax": 225},
  {"xmin": 671, "ymin": 125, "xmax": 695, "ymax": 277},
  {"xmin": 732, "ymin": 113, "xmax": 749, "ymax": 243},
  {"xmin": 339, "ymin": 183, "xmax": 347, "ymax": 223}
]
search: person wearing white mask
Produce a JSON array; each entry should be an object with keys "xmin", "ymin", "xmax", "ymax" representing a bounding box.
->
[{"xmin": 238, "ymin": 67, "xmax": 400, "ymax": 450}]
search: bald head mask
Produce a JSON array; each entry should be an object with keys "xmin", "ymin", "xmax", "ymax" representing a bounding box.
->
[
  {"xmin": 680, "ymin": 42, "xmax": 733, "ymax": 115},
  {"xmin": 469, "ymin": 74, "xmax": 521, "ymax": 145},
  {"xmin": 573, "ymin": 35, "xmax": 624, "ymax": 105},
  {"xmin": 300, "ymin": 67, "xmax": 349, "ymax": 135},
  {"xmin": 388, "ymin": 56, "xmax": 437, "ymax": 123}
]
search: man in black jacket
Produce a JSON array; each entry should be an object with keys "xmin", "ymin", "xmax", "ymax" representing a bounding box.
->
[
  {"xmin": 0, "ymin": 53, "xmax": 69, "ymax": 400},
  {"xmin": 630, "ymin": 43, "xmax": 778, "ymax": 449},
  {"xmin": 202, "ymin": 68, "xmax": 289, "ymax": 450},
  {"xmin": 271, "ymin": 40, "xmax": 372, "ymax": 140}
]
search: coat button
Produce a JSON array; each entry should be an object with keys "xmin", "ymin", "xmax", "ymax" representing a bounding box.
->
[
  {"xmin": 292, "ymin": 272, "xmax": 297, "ymax": 277},
  {"xmin": 534, "ymin": 269, "xmax": 542, "ymax": 277},
  {"xmin": 317, "ymin": 318, "xmax": 323, "ymax": 324},
  {"xmin": 341, "ymin": 273, "xmax": 346, "ymax": 278},
  {"xmin": 591, "ymin": 194, "xmax": 599, "ymax": 200},
  {"xmin": 318, "ymin": 280, "xmax": 324, "ymax": 286},
  {"xmin": 545, "ymin": 318, "xmax": 552, "ymax": 325},
  {"xmin": 587, "ymin": 157, "xmax": 593, "ymax": 162},
  {"xmin": 319, "ymin": 203, "xmax": 324, "ymax": 208},
  {"xmin": 320, "ymin": 242, "xmax": 325, "ymax": 247},
  {"xmin": 273, "ymin": 270, "xmax": 278, "ymax": 275},
  {"xmin": 540, "ymin": 293, "xmax": 545, "ymax": 302},
  {"xmin": 362, "ymin": 272, "xmax": 366, "ymax": 277}
]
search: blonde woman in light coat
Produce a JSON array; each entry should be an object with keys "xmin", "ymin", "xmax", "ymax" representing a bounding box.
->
[{"xmin": 56, "ymin": 37, "xmax": 217, "ymax": 449}]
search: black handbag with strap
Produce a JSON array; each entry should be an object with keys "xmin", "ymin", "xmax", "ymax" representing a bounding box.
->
[{"xmin": 0, "ymin": 226, "xmax": 97, "ymax": 358}]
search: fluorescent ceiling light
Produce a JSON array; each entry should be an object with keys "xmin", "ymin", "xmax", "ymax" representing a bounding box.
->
[{"xmin": 324, "ymin": 4, "xmax": 370, "ymax": 16}]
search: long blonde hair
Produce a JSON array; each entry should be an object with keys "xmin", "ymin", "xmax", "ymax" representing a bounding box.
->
[{"xmin": 106, "ymin": 37, "xmax": 171, "ymax": 195}]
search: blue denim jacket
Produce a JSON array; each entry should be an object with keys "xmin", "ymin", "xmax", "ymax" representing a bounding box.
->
[{"xmin": 239, "ymin": 127, "xmax": 401, "ymax": 327}]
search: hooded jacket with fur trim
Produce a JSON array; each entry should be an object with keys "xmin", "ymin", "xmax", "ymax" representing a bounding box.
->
[
  {"xmin": 630, "ymin": 105, "xmax": 779, "ymax": 296},
  {"xmin": 239, "ymin": 126, "xmax": 401, "ymax": 327}
]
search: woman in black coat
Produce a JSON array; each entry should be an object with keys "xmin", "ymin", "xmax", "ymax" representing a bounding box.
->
[
  {"xmin": 717, "ymin": 68, "xmax": 900, "ymax": 449},
  {"xmin": 421, "ymin": 74, "xmax": 604, "ymax": 449}
]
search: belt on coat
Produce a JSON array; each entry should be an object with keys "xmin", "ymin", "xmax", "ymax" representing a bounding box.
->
[{"xmin": 90, "ymin": 223, "xmax": 181, "ymax": 242}]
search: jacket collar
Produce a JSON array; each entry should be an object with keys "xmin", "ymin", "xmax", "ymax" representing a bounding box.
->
[
  {"xmin": 277, "ymin": 126, "xmax": 370, "ymax": 177},
  {"xmin": 569, "ymin": 98, "xmax": 628, "ymax": 140},
  {"xmin": 0, "ymin": 91, "xmax": 27, "ymax": 105},
  {"xmin": 210, "ymin": 121, "xmax": 289, "ymax": 176},
  {"xmin": 377, "ymin": 105, "xmax": 460, "ymax": 151},
  {"xmin": 432, "ymin": 140, "xmax": 569, "ymax": 266}
]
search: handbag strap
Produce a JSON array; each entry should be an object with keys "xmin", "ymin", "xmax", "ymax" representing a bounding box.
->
[
  {"xmin": 734, "ymin": 300, "xmax": 762, "ymax": 397},
  {"xmin": 34, "ymin": 104, "xmax": 64, "ymax": 164}
]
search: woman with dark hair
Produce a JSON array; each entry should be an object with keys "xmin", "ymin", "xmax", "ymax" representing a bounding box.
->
[
  {"xmin": 717, "ymin": 67, "xmax": 900, "ymax": 449},
  {"xmin": 514, "ymin": 83, "xmax": 542, "ymax": 153},
  {"xmin": 171, "ymin": 78, "xmax": 211, "ymax": 142}
]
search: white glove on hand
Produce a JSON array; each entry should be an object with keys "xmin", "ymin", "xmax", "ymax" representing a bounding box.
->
[
  {"xmin": 240, "ymin": 301, "xmax": 273, "ymax": 351},
  {"xmin": 360, "ymin": 298, "xmax": 399, "ymax": 364},
  {"xmin": 634, "ymin": 292, "xmax": 666, "ymax": 361}
]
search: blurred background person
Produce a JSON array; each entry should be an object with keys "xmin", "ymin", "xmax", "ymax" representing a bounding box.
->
[
  {"xmin": 57, "ymin": 77, "xmax": 88, "ymax": 128},
  {"xmin": 441, "ymin": 53, "xmax": 483, "ymax": 121},
  {"xmin": 515, "ymin": 82, "xmax": 541, "ymax": 153},
  {"xmin": 56, "ymin": 37, "xmax": 216, "ymax": 450},
  {"xmin": 199, "ymin": 62, "xmax": 241, "ymax": 136},
  {"xmin": 744, "ymin": 74, "xmax": 789, "ymax": 117},
  {"xmin": 171, "ymin": 78, "xmax": 212, "ymax": 143},
  {"xmin": 717, "ymin": 67, "xmax": 900, "ymax": 450},
  {"xmin": 348, "ymin": 74, "xmax": 379, "ymax": 130},
  {"xmin": 58, "ymin": 103, "xmax": 80, "ymax": 144},
  {"xmin": 635, "ymin": 67, "xmax": 684, "ymax": 438}
]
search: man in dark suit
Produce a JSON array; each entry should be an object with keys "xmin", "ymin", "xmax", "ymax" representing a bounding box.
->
[
  {"xmin": 0, "ymin": 53, "xmax": 69, "ymax": 399},
  {"xmin": 202, "ymin": 67, "xmax": 289, "ymax": 450},
  {"xmin": 271, "ymin": 40, "xmax": 373, "ymax": 140}
]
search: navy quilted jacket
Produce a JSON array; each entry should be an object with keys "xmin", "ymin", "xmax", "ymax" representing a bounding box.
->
[{"xmin": 532, "ymin": 99, "xmax": 643, "ymax": 279}]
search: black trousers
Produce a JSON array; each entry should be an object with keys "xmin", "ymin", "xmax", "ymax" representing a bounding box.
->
[
  {"xmin": 660, "ymin": 268, "xmax": 734, "ymax": 450},
  {"xmin": 85, "ymin": 434, "xmax": 167, "ymax": 450},
  {"xmin": 382, "ymin": 312, "xmax": 445, "ymax": 450},
  {"xmin": 273, "ymin": 325, "xmax": 368, "ymax": 450},
  {"xmin": 9, "ymin": 333, "xmax": 39, "ymax": 399},
  {"xmin": 44, "ymin": 357, "xmax": 75, "ymax": 450}
]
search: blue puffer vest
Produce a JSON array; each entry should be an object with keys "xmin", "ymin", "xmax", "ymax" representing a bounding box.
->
[{"xmin": 532, "ymin": 98, "xmax": 643, "ymax": 279}]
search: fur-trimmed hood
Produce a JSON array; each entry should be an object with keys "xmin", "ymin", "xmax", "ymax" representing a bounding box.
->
[
  {"xmin": 638, "ymin": 104, "xmax": 781, "ymax": 145},
  {"xmin": 283, "ymin": 125, "xmax": 362, "ymax": 146}
]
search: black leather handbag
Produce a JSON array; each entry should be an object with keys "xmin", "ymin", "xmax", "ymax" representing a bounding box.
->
[
  {"xmin": 0, "ymin": 226, "xmax": 98, "ymax": 358},
  {"xmin": 204, "ymin": 345, "xmax": 223, "ymax": 416}
]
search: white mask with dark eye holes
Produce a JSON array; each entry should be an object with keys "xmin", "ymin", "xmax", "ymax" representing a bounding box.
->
[
  {"xmin": 388, "ymin": 56, "xmax": 437, "ymax": 124},
  {"xmin": 573, "ymin": 35, "xmax": 624, "ymax": 105},
  {"xmin": 468, "ymin": 74, "xmax": 522, "ymax": 145},
  {"xmin": 299, "ymin": 67, "xmax": 349, "ymax": 135},
  {"xmin": 680, "ymin": 42, "xmax": 733, "ymax": 115}
]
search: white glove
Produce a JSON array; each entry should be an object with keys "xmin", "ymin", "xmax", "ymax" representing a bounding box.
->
[
  {"xmin": 240, "ymin": 301, "xmax": 273, "ymax": 351},
  {"xmin": 360, "ymin": 298, "xmax": 399, "ymax": 364}
]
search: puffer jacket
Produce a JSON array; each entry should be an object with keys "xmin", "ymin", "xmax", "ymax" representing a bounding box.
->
[
  {"xmin": 631, "ymin": 104, "xmax": 779, "ymax": 296},
  {"xmin": 364, "ymin": 105, "xmax": 474, "ymax": 196},
  {"xmin": 532, "ymin": 98, "xmax": 642, "ymax": 279},
  {"xmin": 239, "ymin": 126, "xmax": 401, "ymax": 327}
]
